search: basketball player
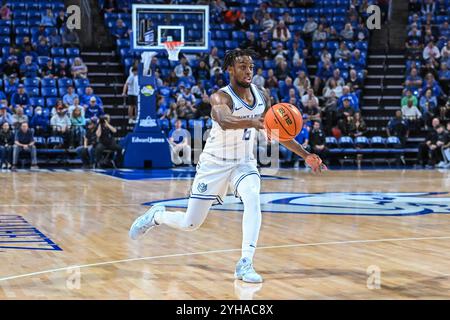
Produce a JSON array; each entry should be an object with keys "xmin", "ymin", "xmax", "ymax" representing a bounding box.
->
[{"xmin": 129, "ymin": 49, "xmax": 325, "ymax": 283}]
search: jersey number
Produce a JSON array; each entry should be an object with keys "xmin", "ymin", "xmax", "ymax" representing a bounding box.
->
[{"xmin": 242, "ymin": 129, "xmax": 251, "ymax": 141}]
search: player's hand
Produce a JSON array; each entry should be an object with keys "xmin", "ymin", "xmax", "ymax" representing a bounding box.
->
[
  {"xmin": 252, "ymin": 117, "xmax": 265, "ymax": 130},
  {"xmin": 305, "ymin": 154, "xmax": 327, "ymax": 173}
]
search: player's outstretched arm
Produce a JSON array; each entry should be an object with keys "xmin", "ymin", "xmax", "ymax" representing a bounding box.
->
[
  {"xmin": 280, "ymin": 139, "xmax": 327, "ymax": 173},
  {"xmin": 210, "ymin": 91, "xmax": 265, "ymax": 130}
]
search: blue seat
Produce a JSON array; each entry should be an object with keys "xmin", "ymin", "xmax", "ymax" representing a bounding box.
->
[
  {"xmin": 116, "ymin": 39, "xmax": 130, "ymax": 48},
  {"xmin": 41, "ymin": 87, "xmax": 57, "ymax": 97},
  {"xmin": 37, "ymin": 56, "xmax": 51, "ymax": 67},
  {"xmin": 338, "ymin": 136, "xmax": 354, "ymax": 148},
  {"xmin": 354, "ymin": 136, "xmax": 370, "ymax": 148},
  {"xmin": 34, "ymin": 136, "xmax": 46, "ymax": 148},
  {"xmin": 41, "ymin": 78, "xmax": 56, "ymax": 88},
  {"xmin": 58, "ymin": 87, "xmax": 68, "ymax": 96},
  {"xmin": 370, "ymin": 136, "xmax": 386, "ymax": 147},
  {"xmin": 188, "ymin": 119, "xmax": 204, "ymax": 129},
  {"xmin": 14, "ymin": 26, "xmax": 29, "ymax": 35},
  {"xmin": 74, "ymin": 78, "xmax": 90, "ymax": 88},
  {"xmin": 325, "ymin": 136, "xmax": 338, "ymax": 148},
  {"xmin": 264, "ymin": 60, "xmax": 276, "ymax": 69},
  {"xmin": 386, "ymin": 136, "xmax": 401, "ymax": 147},
  {"xmin": 53, "ymin": 57, "xmax": 67, "ymax": 65},
  {"xmin": 45, "ymin": 97, "xmax": 59, "ymax": 108},
  {"xmin": 51, "ymin": 47, "xmax": 65, "ymax": 57},
  {"xmin": 76, "ymin": 87, "xmax": 87, "ymax": 96},
  {"xmin": 24, "ymin": 78, "xmax": 40, "ymax": 87},
  {"xmin": 23, "ymin": 107, "xmax": 33, "ymax": 117},
  {"xmin": 28, "ymin": 17, "xmax": 42, "ymax": 26},
  {"xmin": 0, "ymin": 26, "xmax": 10, "ymax": 35},
  {"xmin": 29, "ymin": 97, "xmax": 45, "ymax": 107},
  {"xmin": 157, "ymin": 119, "xmax": 170, "ymax": 130},
  {"xmin": 47, "ymin": 136, "xmax": 64, "ymax": 147},
  {"xmin": 170, "ymin": 118, "xmax": 187, "ymax": 129},
  {"xmin": 66, "ymin": 47, "xmax": 80, "ymax": 57},
  {"xmin": 58, "ymin": 78, "xmax": 74, "ymax": 88},
  {"xmin": 0, "ymin": 36, "xmax": 10, "ymax": 45},
  {"xmin": 25, "ymin": 86, "xmax": 39, "ymax": 97}
]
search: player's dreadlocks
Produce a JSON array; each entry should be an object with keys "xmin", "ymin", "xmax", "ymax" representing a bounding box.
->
[{"xmin": 222, "ymin": 48, "xmax": 258, "ymax": 72}]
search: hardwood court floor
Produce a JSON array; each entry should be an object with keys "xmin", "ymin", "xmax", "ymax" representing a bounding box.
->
[{"xmin": 0, "ymin": 169, "xmax": 450, "ymax": 299}]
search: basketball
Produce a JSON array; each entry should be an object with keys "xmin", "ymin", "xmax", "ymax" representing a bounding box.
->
[{"xmin": 264, "ymin": 103, "xmax": 303, "ymax": 142}]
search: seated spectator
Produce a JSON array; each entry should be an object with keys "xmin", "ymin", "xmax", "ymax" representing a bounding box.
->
[
  {"xmin": 421, "ymin": 0, "xmax": 436, "ymax": 16},
  {"xmin": 71, "ymin": 58, "xmax": 88, "ymax": 79},
  {"xmin": 338, "ymin": 86, "xmax": 359, "ymax": 112},
  {"xmin": 252, "ymin": 68, "xmax": 265, "ymax": 88},
  {"xmin": 293, "ymin": 71, "xmax": 311, "ymax": 97},
  {"xmin": 281, "ymin": 12, "xmax": 295, "ymax": 25},
  {"xmin": 235, "ymin": 12, "xmax": 250, "ymax": 31},
  {"xmin": 279, "ymin": 77, "xmax": 298, "ymax": 99},
  {"xmin": 102, "ymin": 0, "xmax": 116, "ymax": 14},
  {"xmin": 273, "ymin": 43, "xmax": 289, "ymax": 62},
  {"xmin": 194, "ymin": 60, "xmax": 210, "ymax": 81},
  {"xmin": 62, "ymin": 28, "xmax": 80, "ymax": 47},
  {"xmin": 355, "ymin": 21, "xmax": 369, "ymax": 40},
  {"xmin": 264, "ymin": 68, "xmax": 278, "ymax": 91},
  {"xmin": 0, "ymin": 4, "xmax": 11, "ymax": 20},
  {"xmin": 346, "ymin": 112, "xmax": 367, "ymax": 138},
  {"xmin": 41, "ymin": 59, "xmax": 57, "ymax": 79},
  {"xmin": 441, "ymin": 96, "xmax": 450, "ymax": 120},
  {"xmin": 68, "ymin": 97, "xmax": 84, "ymax": 117},
  {"xmin": 301, "ymin": 89, "xmax": 319, "ymax": 110},
  {"xmin": 209, "ymin": 69, "xmax": 227, "ymax": 88},
  {"xmin": 55, "ymin": 59, "xmax": 70, "ymax": 78},
  {"xmin": 304, "ymin": 100, "xmax": 321, "ymax": 123},
  {"xmin": 10, "ymin": 85, "xmax": 30, "ymax": 111},
  {"xmin": 76, "ymin": 119, "xmax": 97, "ymax": 168},
  {"xmin": 168, "ymin": 119, "xmax": 191, "ymax": 166},
  {"xmin": 309, "ymin": 121, "xmax": 329, "ymax": 165},
  {"xmin": 63, "ymin": 86, "xmax": 79, "ymax": 108},
  {"xmin": 240, "ymin": 31, "xmax": 258, "ymax": 51},
  {"xmin": 256, "ymin": 33, "xmax": 272, "ymax": 60},
  {"xmin": 387, "ymin": 110, "xmax": 409, "ymax": 146},
  {"xmin": 319, "ymin": 48, "xmax": 332, "ymax": 64},
  {"xmin": 323, "ymin": 91, "xmax": 339, "ymax": 133},
  {"xmin": 177, "ymin": 86, "xmax": 196, "ymax": 105},
  {"xmin": 323, "ymin": 79, "xmax": 343, "ymax": 99},
  {"xmin": 312, "ymin": 24, "xmax": 328, "ymax": 42},
  {"xmin": 4, "ymin": 74, "xmax": 19, "ymax": 97},
  {"xmin": 195, "ymin": 94, "xmax": 212, "ymax": 119},
  {"xmin": 50, "ymin": 106, "xmax": 71, "ymax": 144},
  {"xmin": 70, "ymin": 107, "xmax": 86, "ymax": 148},
  {"xmin": 291, "ymin": 41, "xmax": 307, "ymax": 63},
  {"xmin": 56, "ymin": 10, "xmax": 66, "ymax": 29},
  {"xmin": 350, "ymin": 49, "xmax": 366, "ymax": 71},
  {"xmin": 402, "ymin": 99, "xmax": 422, "ymax": 131},
  {"xmin": 162, "ymin": 102, "xmax": 178, "ymax": 120},
  {"xmin": 174, "ymin": 57, "xmax": 193, "ymax": 78},
  {"xmin": 112, "ymin": 19, "xmax": 129, "ymax": 39},
  {"xmin": 29, "ymin": 106, "xmax": 50, "ymax": 136},
  {"xmin": 207, "ymin": 47, "xmax": 220, "ymax": 69},
  {"xmin": 49, "ymin": 28, "xmax": 63, "ymax": 47},
  {"xmin": 282, "ymin": 87, "xmax": 301, "ymax": 105},
  {"xmin": 313, "ymin": 60, "xmax": 334, "ymax": 92},
  {"xmin": 302, "ymin": 16, "xmax": 318, "ymax": 40},
  {"xmin": 437, "ymin": 122, "xmax": 450, "ymax": 168},
  {"xmin": 419, "ymin": 89, "xmax": 438, "ymax": 127},
  {"xmin": 177, "ymin": 68, "xmax": 196, "ymax": 88},
  {"xmin": 81, "ymin": 87, "xmax": 103, "ymax": 107},
  {"xmin": 326, "ymin": 69, "xmax": 346, "ymax": 88},
  {"xmin": 191, "ymin": 81, "xmax": 207, "ymax": 99},
  {"xmin": 441, "ymin": 40, "xmax": 450, "ymax": 58},
  {"xmin": 438, "ymin": 63, "xmax": 450, "ymax": 92},
  {"xmin": 19, "ymin": 43, "xmax": 38, "ymax": 63},
  {"xmin": 252, "ymin": 2, "xmax": 268, "ymax": 25},
  {"xmin": 177, "ymin": 98, "xmax": 196, "ymax": 120},
  {"xmin": 334, "ymin": 42, "xmax": 352, "ymax": 61},
  {"xmin": 85, "ymin": 97, "xmax": 105, "ymax": 120},
  {"xmin": 423, "ymin": 41, "xmax": 441, "ymax": 62},
  {"xmin": 401, "ymin": 89, "xmax": 418, "ymax": 108},
  {"xmin": 260, "ymin": 13, "xmax": 275, "ymax": 32},
  {"xmin": 0, "ymin": 106, "xmax": 13, "ymax": 126},
  {"xmin": 2, "ymin": 56, "xmax": 20, "ymax": 78},
  {"xmin": 51, "ymin": 99, "xmax": 67, "ymax": 116},
  {"xmin": 41, "ymin": 9, "xmax": 56, "ymax": 27},
  {"xmin": 12, "ymin": 122, "xmax": 38, "ymax": 170},
  {"xmin": 0, "ymin": 122, "xmax": 14, "ymax": 169},
  {"xmin": 418, "ymin": 124, "xmax": 447, "ymax": 168},
  {"xmin": 290, "ymin": 58, "xmax": 308, "ymax": 78},
  {"xmin": 36, "ymin": 38, "xmax": 51, "ymax": 57},
  {"xmin": 340, "ymin": 23, "xmax": 354, "ymax": 40},
  {"xmin": 95, "ymin": 115, "xmax": 122, "ymax": 168},
  {"xmin": 272, "ymin": 20, "xmax": 291, "ymax": 42},
  {"xmin": 19, "ymin": 56, "xmax": 40, "ymax": 79},
  {"xmin": 422, "ymin": 73, "xmax": 444, "ymax": 98}
]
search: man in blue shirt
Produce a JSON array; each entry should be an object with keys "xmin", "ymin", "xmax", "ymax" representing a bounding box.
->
[
  {"xmin": 0, "ymin": 106, "xmax": 13, "ymax": 126},
  {"xmin": 338, "ymin": 86, "xmax": 359, "ymax": 112},
  {"xmin": 85, "ymin": 97, "xmax": 105, "ymax": 120},
  {"xmin": 168, "ymin": 119, "xmax": 191, "ymax": 166},
  {"xmin": 63, "ymin": 86, "xmax": 79, "ymax": 107},
  {"xmin": 81, "ymin": 87, "xmax": 103, "ymax": 107},
  {"xmin": 19, "ymin": 56, "xmax": 40, "ymax": 79},
  {"xmin": 10, "ymin": 85, "xmax": 30, "ymax": 111},
  {"xmin": 12, "ymin": 122, "xmax": 38, "ymax": 171}
]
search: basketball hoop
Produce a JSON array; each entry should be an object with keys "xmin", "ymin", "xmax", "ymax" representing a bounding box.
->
[{"xmin": 163, "ymin": 41, "xmax": 184, "ymax": 61}]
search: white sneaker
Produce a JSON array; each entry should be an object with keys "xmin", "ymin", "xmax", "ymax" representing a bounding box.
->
[
  {"xmin": 234, "ymin": 258, "xmax": 263, "ymax": 283},
  {"xmin": 437, "ymin": 161, "xmax": 446, "ymax": 168},
  {"xmin": 129, "ymin": 205, "xmax": 165, "ymax": 240}
]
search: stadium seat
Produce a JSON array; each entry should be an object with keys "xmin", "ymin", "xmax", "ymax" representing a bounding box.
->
[
  {"xmin": 41, "ymin": 87, "xmax": 57, "ymax": 97},
  {"xmin": 29, "ymin": 97, "xmax": 45, "ymax": 107},
  {"xmin": 354, "ymin": 136, "xmax": 370, "ymax": 148},
  {"xmin": 51, "ymin": 47, "xmax": 66, "ymax": 57},
  {"xmin": 338, "ymin": 136, "xmax": 354, "ymax": 148},
  {"xmin": 386, "ymin": 136, "xmax": 401, "ymax": 148},
  {"xmin": 66, "ymin": 48, "xmax": 80, "ymax": 57},
  {"xmin": 24, "ymin": 78, "xmax": 40, "ymax": 88},
  {"xmin": 25, "ymin": 86, "xmax": 39, "ymax": 97},
  {"xmin": 37, "ymin": 56, "xmax": 51, "ymax": 67},
  {"xmin": 23, "ymin": 107, "xmax": 33, "ymax": 117},
  {"xmin": 15, "ymin": 26, "xmax": 29, "ymax": 35},
  {"xmin": 0, "ymin": 36, "xmax": 10, "ymax": 45},
  {"xmin": 325, "ymin": 136, "xmax": 338, "ymax": 148},
  {"xmin": 58, "ymin": 78, "xmax": 74, "ymax": 88},
  {"xmin": 74, "ymin": 78, "xmax": 90, "ymax": 88},
  {"xmin": 370, "ymin": 136, "xmax": 386, "ymax": 148},
  {"xmin": 41, "ymin": 78, "xmax": 57, "ymax": 88},
  {"xmin": 0, "ymin": 26, "xmax": 10, "ymax": 35},
  {"xmin": 45, "ymin": 97, "xmax": 59, "ymax": 108},
  {"xmin": 34, "ymin": 136, "xmax": 46, "ymax": 148},
  {"xmin": 47, "ymin": 136, "xmax": 64, "ymax": 148}
]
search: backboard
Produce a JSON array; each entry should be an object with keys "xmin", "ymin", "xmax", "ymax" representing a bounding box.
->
[{"xmin": 131, "ymin": 4, "xmax": 210, "ymax": 53}]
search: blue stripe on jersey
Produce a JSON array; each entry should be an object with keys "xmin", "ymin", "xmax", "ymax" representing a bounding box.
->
[{"xmin": 227, "ymin": 85, "xmax": 258, "ymax": 110}]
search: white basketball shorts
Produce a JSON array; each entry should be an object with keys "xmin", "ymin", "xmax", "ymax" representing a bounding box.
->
[{"xmin": 190, "ymin": 152, "xmax": 260, "ymax": 204}]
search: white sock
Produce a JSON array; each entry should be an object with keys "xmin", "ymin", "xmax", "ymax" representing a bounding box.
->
[
  {"xmin": 237, "ymin": 174, "xmax": 262, "ymax": 261},
  {"xmin": 154, "ymin": 198, "xmax": 213, "ymax": 231}
]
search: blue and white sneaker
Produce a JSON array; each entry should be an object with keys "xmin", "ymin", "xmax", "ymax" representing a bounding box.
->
[
  {"xmin": 234, "ymin": 258, "xmax": 263, "ymax": 283},
  {"xmin": 129, "ymin": 205, "xmax": 165, "ymax": 240}
]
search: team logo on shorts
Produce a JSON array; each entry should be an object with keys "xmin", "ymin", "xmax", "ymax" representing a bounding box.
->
[
  {"xmin": 144, "ymin": 192, "xmax": 450, "ymax": 216},
  {"xmin": 197, "ymin": 183, "xmax": 208, "ymax": 193}
]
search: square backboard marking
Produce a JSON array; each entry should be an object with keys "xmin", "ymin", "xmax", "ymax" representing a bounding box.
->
[
  {"xmin": 157, "ymin": 26, "xmax": 185, "ymax": 46},
  {"xmin": 132, "ymin": 4, "xmax": 209, "ymax": 52}
]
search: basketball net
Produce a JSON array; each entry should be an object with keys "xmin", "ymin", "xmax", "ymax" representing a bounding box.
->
[{"xmin": 163, "ymin": 41, "xmax": 184, "ymax": 61}]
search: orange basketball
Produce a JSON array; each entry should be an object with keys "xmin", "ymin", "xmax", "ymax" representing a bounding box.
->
[{"xmin": 264, "ymin": 103, "xmax": 303, "ymax": 141}]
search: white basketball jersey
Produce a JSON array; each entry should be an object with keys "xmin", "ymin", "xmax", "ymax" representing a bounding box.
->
[{"xmin": 202, "ymin": 84, "xmax": 266, "ymax": 160}]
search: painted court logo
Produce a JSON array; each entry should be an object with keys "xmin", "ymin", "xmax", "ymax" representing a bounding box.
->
[{"xmin": 145, "ymin": 192, "xmax": 450, "ymax": 216}]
